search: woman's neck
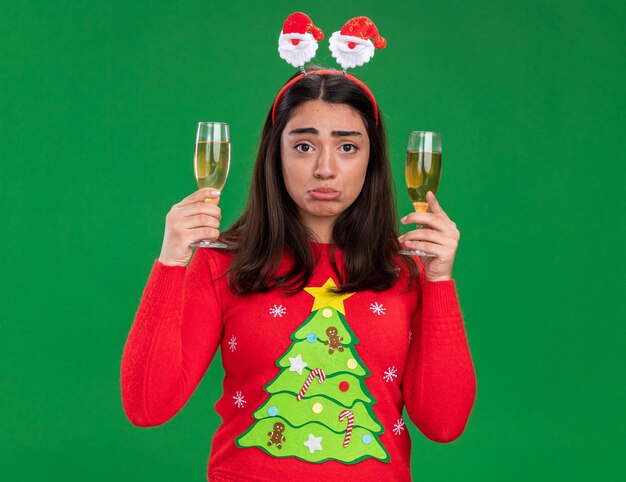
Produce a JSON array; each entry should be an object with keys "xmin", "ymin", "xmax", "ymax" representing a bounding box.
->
[{"xmin": 302, "ymin": 217, "xmax": 335, "ymax": 244}]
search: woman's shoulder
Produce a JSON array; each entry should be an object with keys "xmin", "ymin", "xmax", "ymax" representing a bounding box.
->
[{"xmin": 193, "ymin": 247, "xmax": 234, "ymax": 279}]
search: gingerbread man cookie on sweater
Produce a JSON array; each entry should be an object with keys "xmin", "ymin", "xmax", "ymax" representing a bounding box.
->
[
  {"xmin": 324, "ymin": 326, "xmax": 344, "ymax": 355},
  {"xmin": 267, "ymin": 422, "xmax": 286, "ymax": 449}
]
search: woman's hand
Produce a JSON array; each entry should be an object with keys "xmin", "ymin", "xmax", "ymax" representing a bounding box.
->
[
  {"xmin": 158, "ymin": 188, "xmax": 222, "ymax": 267},
  {"xmin": 398, "ymin": 191, "xmax": 460, "ymax": 282}
]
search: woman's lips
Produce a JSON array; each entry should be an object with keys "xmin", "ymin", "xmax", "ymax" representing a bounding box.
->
[{"xmin": 309, "ymin": 188, "xmax": 340, "ymax": 200}]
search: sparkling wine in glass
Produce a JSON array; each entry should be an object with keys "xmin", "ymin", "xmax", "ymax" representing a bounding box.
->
[
  {"xmin": 399, "ymin": 131, "xmax": 442, "ymax": 257},
  {"xmin": 190, "ymin": 122, "xmax": 230, "ymax": 249}
]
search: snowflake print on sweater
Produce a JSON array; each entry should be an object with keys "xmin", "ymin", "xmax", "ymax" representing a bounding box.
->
[
  {"xmin": 228, "ymin": 335, "xmax": 237, "ymax": 352},
  {"xmin": 393, "ymin": 419, "xmax": 406, "ymax": 435},
  {"xmin": 369, "ymin": 302, "xmax": 386, "ymax": 315},
  {"xmin": 269, "ymin": 304, "xmax": 287, "ymax": 318},
  {"xmin": 383, "ymin": 366, "xmax": 398, "ymax": 382},
  {"xmin": 233, "ymin": 391, "xmax": 247, "ymax": 408}
]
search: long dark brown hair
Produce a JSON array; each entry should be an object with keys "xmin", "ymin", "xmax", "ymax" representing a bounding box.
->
[{"xmin": 221, "ymin": 67, "xmax": 418, "ymax": 294}]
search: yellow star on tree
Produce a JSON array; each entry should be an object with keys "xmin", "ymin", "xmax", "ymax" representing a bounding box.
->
[{"xmin": 304, "ymin": 278, "xmax": 355, "ymax": 314}]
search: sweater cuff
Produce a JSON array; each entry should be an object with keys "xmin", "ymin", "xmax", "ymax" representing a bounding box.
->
[
  {"xmin": 421, "ymin": 279, "xmax": 461, "ymax": 319},
  {"xmin": 142, "ymin": 259, "xmax": 187, "ymax": 303}
]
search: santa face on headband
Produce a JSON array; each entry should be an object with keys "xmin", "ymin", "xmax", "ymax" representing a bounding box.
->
[
  {"xmin": 328, "ymin": 32, "xmax": 375, "ymax": 69},
  {"xmin": 279, "ymin": 32, "xmax": 320, "ymax": 68},
  {"xmin": 278, "ymin": 12, "xmax": 324, "ymax": 68},
  {"xmin": 329, "ymin": 16, "xmax": 387, "ymax": 70}
]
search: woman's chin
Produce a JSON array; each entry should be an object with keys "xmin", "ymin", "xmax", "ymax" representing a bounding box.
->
[{"xmin": 299, "ymin": 204, "xmax": 343, "ymax": 221}]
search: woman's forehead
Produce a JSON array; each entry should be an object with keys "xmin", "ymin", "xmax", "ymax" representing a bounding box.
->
[{"xmin": 284, "ymin": 100, "xmax": 365, "ymax": 133}]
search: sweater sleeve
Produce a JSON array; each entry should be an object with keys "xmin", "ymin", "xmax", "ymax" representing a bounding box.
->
[
  {"xmin": 402, "ymin": 272, "xmax": 477, "ymax": 443},
  {"xmin": 120, "ymin": 250, "xmax": 224, "ymax": 427}
]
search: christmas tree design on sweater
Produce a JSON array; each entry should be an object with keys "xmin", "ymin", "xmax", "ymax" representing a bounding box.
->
[{"xmin": 235, "ymin": 278, "xmax": 390, "ymax": 464}]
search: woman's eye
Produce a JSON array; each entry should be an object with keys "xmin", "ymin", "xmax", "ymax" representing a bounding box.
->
[
  {"xmin": 295, "ymin": 143, "xmax": 313, "ymax": 153},
  {"xmin": 340, "ymin": 144, "xmax": 358, "ymax": 153}
]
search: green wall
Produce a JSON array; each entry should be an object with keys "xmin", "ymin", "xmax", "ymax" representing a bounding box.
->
[{"xmin": 2, "ymin": 0, "xmax": 624, "ymax": 480}]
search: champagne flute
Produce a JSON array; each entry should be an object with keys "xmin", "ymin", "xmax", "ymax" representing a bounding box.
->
[
  {"xmin": 399, "ymin": 131, "xmax": 442, "ymax": 257},
  {"xmin": 190, "ymin": 122, "xmax": 230, "ymax": 249}
]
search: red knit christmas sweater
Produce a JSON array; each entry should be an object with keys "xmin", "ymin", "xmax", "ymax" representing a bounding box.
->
[{"xmin": 121, "ymin": 243, "xmax": 476, "ymax": 481}]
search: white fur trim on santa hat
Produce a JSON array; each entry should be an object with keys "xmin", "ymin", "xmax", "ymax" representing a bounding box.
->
[
  {"xmin": 328, "ymin": 32, "xmax": 376, "ymax": 70},
  {"xmin": 278, "ymin": 32, "xmax": 319, "ymax": 68}
]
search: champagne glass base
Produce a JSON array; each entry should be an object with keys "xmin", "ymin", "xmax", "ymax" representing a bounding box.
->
[
  {"xmin": 190, "ymin": 240, "xmax": 229, "ymax": 249},
  {"xmin": 398, "ymin": 248, "xmax": 436, "ymax": 257}
]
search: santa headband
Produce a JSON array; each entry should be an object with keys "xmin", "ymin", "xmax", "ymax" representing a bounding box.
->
[{"xmin": 273, "ymin": 12, "xmax": 387, "ymax": 125}]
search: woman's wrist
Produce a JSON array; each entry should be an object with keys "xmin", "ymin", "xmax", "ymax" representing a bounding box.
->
[
  {"xmin": 158, "ymin": 257, "xmax": 188, "ymax": 267},
  {"xmin": 424, "ymin": 275, "xmax": 452, "ymax": 282}
]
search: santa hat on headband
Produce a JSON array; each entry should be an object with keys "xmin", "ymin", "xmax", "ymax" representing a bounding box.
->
[
  {"xmin": 329, "ymin": 16, "xmax": 386, "ymax": 70},
  {"xmin": 278, "ymin": 12, "xmax": 324, "ymax": 68}
]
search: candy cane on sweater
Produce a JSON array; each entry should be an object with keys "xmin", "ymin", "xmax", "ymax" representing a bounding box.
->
[
  {"xmin": 296, "ymin": 368, "xmax": 326, "ymax": 401},
  {"xmin": 338, "ymin": 410, "xmax": 354, "ymax": 447}
]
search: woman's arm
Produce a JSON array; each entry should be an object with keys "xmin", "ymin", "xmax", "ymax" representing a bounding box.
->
[
  {"xmin": 402, "ymin": 278, "xmax": 476, "ymax": 443},
  {"xmin": 120, "ymin": 250, "xmax": 224, "ymax": 427}
]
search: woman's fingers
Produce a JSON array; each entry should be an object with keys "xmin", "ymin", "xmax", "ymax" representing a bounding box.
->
[
  {"xmin": 401, "ymin": 239, "xmax": 447, "ymax": 257},
  {"xmin": 399, "ymin": 231, "xmax": 457, "ymax": 261},
  {"xmin": 398, "ymin": 200, "xmax": 460, "ymax": 264},
  {"xmin": 176, "ymin": 187, "xmax": 221, "ymax": 207},
  {"xmin": 401, "ymin": 211, "xmax": 455, "ymax": 234},
  {"xmin": 424, "ymin": 191, "xmax": 451, "ymax": 220},
  {"xmin": 176, "ymin": 200, "xmax": 222, "ymax": 219},
  {"xmin": 188, "ymin": 225, "xmax": 221, "ymax": 240},
  {"xmin": 400, "ymin": 227, "xmax": 458, "ymax": 248},
  {"xmin": 401, "ymin": 193, "xmax": 458, "ymax": 236},
  {"xmin": 401, "ymin": 191, "xmax": 455, "ymax": 230},
  {"xmin": 178, "ymin": 213, "xmax": 221, "ymax": 229}
]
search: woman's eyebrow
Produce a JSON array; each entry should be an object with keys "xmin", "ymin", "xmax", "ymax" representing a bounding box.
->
[
  {"xmin": 288, "ymin": 127, "xmax": 319, "ymax": 135},
  {"xmin": 287, "ymin": 128, "xmax": 362, "ymax": 137},
  {"xmin": 331, "ymin": 130, "xmax": 362, "ymax": 137}
]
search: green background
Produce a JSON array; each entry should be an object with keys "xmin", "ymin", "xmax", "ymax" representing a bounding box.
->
[{"xmin": 1, "ymin": 0, "xmax": 624, "ymax": 480}]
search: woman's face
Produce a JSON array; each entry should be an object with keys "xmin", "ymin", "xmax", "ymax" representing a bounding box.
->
[{"xmin": 280, "ymin": 99, "xmax": 370, "ymax": 236}]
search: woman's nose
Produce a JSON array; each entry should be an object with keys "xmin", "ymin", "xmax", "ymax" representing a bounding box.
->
[{"xmin": 313, "ymin": 148, "xmax": 336, "ymax": 179}]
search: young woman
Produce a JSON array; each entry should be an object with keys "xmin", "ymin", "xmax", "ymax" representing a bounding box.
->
[{"xmin": 121, "ymin": 68, "xmax": 476, "ymax": 481}]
